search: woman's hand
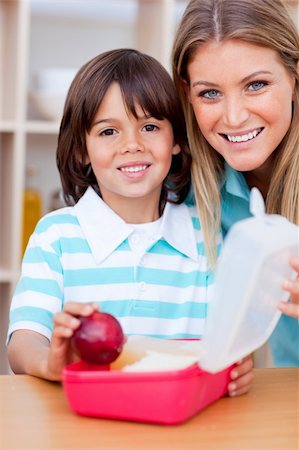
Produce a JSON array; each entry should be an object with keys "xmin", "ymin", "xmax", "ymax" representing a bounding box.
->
[
  {"xmin": 228, "ymin": 354, "xmax": 254, "ymax": 397},
  {"xmin": 46, "ymin": 302, "xmax": 98, "ymax": 381},
  {"xmin": 278, "ymin": 256, "xmax": 299, "ymax": 319}
]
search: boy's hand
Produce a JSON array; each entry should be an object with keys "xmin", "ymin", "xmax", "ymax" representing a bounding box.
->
[
  {"xmin": 46, "ymin": 302, "xmax": 98, "ymax": 381},
  {"xmin": 228, "ymin": 354, "xmax": 254, "ymax": 397},
  {"xmin": 278, "ymin": 256, "xmax": 299, "ymax": 319}
]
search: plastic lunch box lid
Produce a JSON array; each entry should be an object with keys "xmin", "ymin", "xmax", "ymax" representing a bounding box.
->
[{"xmin": 198, "ymin": 188, "xmax": 299, "ymax": 373}]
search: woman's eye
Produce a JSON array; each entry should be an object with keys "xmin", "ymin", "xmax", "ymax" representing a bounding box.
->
[
  {"xmin": 143, "ymin": 124, "xmax": 158, "ymax": 132},
  {"xmin": 100, "ymin": 128, "xmax": 116, "ymax": 136},
  {"xmin": 200, "ymin": 89, "xmax": 219, "ymax": 99},
  {"xmin": 248, "ymin": 81, "xmax": 267, "ymax": 91}
]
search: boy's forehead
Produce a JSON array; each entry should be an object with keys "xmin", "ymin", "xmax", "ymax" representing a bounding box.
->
[
  {"xmin": 94, "ymin": 80, "xmax": 167, "ymax": 122},
  {"xmin": 129, "ymin": 102, "xmax": 151, "ymax": 118}
]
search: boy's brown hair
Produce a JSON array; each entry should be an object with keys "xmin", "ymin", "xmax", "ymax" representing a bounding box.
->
[{"xmin": 57, "ymin": 48, "xmax": 191, "ymax": 209}]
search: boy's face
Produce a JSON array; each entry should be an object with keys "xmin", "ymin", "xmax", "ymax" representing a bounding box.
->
[{"xmin": 85, "ymin": 82, "xmax": 180, "ymax": 221}]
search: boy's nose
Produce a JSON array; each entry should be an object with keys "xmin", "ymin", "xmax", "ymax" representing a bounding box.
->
[
  {"xmin": 125, "ymin": 142, "xmax": 145, "ymax": 152},
  {"xmin": 121, "ymin": 134, "xmax": 145, "ymax": 153}
]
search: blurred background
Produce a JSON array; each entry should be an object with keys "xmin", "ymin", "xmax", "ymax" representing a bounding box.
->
[{"xmin": 0, "ymin": 0, "xmax": 298, "ymax": 374}]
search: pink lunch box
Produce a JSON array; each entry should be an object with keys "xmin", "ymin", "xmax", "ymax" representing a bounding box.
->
[{"xmin": 62, "ymin": 360, "xmax": 232, "ymax": 425}]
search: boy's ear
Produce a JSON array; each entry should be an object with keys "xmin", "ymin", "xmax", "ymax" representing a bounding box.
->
[
  {"xmin": 172, "ymin": 143, "xmax": 181, "ymax": 155},
  {"xmin": 181, "ymin": 78, "xmax": 191, "ymax": 103}
]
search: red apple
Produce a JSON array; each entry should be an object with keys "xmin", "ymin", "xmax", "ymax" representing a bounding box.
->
[{"xmin": 71, "ymin": 311, "xmax": 125, "ymax": 365}]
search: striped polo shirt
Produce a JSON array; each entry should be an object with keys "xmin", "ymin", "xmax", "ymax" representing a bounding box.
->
[{"xmin": 8, "ymin": 187, "xmax": 220, "ymax": 341}]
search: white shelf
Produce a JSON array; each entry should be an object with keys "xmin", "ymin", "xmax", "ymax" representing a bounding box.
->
[
  {"xmin": 0, "ymin": 121, "xmax": 17, "ymax": 132},
  {"xmin": 0, "ymin": 269, "xmax": 16, "ymax": 284},
  {"xmin": 25, "ymin": 120, "xmax": 60, "ymax": 134},
  {"xmin": 0, "ymin": 0, "xmax": 188, "ymax": 374},
  {"xmin": 30, "ymin": 0, "xmax": 138, "ymax": 22},
  {"xmin": 0, "ymin": 120, "xmax": 60, "ymax": 134}
]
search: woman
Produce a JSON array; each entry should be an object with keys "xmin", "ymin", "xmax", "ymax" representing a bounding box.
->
[{"xmin": 172, "ymin": 0, "xmax": 299, "ymax": 366}]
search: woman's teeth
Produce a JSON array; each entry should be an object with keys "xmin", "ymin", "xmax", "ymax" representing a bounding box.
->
[
  {"xmin": 120, "ymin": 165, "xmax": 148, "ymax": 173},
  {"xmin": 226, "ymin": 128, "xmax": 262, "ymax": 143}
]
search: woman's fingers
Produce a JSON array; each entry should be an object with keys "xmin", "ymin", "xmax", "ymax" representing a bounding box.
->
[{"xmin": 278, "ymin": 301, "xmax": 299, "ymax": 319}]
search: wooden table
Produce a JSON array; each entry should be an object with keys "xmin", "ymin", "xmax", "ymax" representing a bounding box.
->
[{"xmin": 1, "ymin": 368, "xmax": 298, "ymax": 450}]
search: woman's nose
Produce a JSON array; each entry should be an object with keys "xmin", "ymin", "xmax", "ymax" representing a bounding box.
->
[{"xmin": 222, "ymin": 96, "xmax": 250, "ymax": 128}]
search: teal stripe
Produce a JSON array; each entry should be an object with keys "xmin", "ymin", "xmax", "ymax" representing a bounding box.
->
[
  {"xmin": 52, "ymin": 237, "xmax": 91, "ymax": 254},
  {"xmin": 64, "ymin": 266, "xmax": 209, "ymax": 287},
  {"xmin": 149, "ymin": 239, "xmax": 215, "ymax": 259},
  {"xmin": 99, "ymin": 300, "xmax": 207, "ymax": 319},
  {"xmin": 10, "ymin": 306, "xmax": 54, "ymax": 331},
  {"xmin": 191, "ymin": 216, "xmax": 201, "ymax": 230},
  {"xmin": 196, "ymin": 242, "xmax": 205, "ymax": 255},
  {"xmin": 64, "ymin": 267, "xmax": 134, "ymax": 286},
  {"xmin": 64, "ymin": 266, "xmax": 208, "ymax": 287},
  {"xmin": 116, "ymin": 240, "xmax": 131, "ymax": 251},
  {"xmin": 15, "ymin": 277, "xmax": 62, "ymax": 298},
  {"xmin": 138, "ymin": 267, "xmax": 208, "ymax": 287},
  {"xmin": 149, "ymin": 239, "xmax": 217, "ymax": 257},
  {"xmin": 36, "ymin": 214, "xmax": 79, "ymax": 233},
  {"xmin": 127, "ymin": 332, "xmax": 203, "ymax": 339},
  {"xmin": 23, "ymin": 248, "xmax": 62, "ymax": 274},
  {"xmin": 148, "ymin": 240, "xmax": 183, "ymax": 256}
]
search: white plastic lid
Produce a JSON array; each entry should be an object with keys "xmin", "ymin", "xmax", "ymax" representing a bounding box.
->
[{"xmin": 199, "ymin": 188, "xmax": 299, "ymax": 373}]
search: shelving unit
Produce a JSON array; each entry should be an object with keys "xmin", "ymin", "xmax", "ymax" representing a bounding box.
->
[
  {"xmin": 0, "ymin": 0, "xmax": 185, "ymax": 374},
  {"xmin": 0, "ymin": 0, "xmax": 298, "ymax": 374}
]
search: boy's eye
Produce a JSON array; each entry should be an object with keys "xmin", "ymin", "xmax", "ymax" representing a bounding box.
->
[
  {"xmin": 199, "ymin": 89, "xmax": 219, "ymax": 99},
  {"xmin": 248, "ymin": 81, "xmax": 267, "ymax": 91},
  {"xmin": 142, "ymin": 124, "xmax": 159, "ymax": 132},
  {"xmin": 100, "ymin": 128, "xmax": 117, "ymax": 136}
]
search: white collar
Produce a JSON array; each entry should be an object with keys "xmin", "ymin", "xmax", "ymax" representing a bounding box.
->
[{"xmin": 74, "ymin": 187, "xmax": 198, "ymax": 264}]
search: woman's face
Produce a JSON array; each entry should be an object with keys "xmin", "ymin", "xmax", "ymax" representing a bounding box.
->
[{"xmin": 186, "ymin": 39, "xmax": 296, "ymax": 176}]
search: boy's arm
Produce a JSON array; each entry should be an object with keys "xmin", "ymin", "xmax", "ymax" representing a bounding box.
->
[
  {"xmin": 8, "ymin": 302, "xmax": 98, "ymax": 381},
  {"xmin": 8, "ymin": 330, "xmax": 55, "ymax": 380}
]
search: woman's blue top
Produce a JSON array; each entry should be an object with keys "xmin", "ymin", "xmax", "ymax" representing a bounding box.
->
[{"xmin": 221, "ymin": 164, "xmax": 299, "ymax": 367}]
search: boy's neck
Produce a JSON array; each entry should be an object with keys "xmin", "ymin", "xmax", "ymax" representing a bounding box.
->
[{"xmin": 103, "ymin": 195, "xmax": 163, "ymax": 224}]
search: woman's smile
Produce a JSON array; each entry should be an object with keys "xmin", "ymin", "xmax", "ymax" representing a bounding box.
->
[{"xmin": 220, "ymin": 127, "xmax": 264, "ymax": 143}]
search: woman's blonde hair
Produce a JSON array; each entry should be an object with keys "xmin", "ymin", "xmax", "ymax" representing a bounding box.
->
[{"xmin": 172, "ymin": 0, "xmax": 299, "ymax": 266}]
